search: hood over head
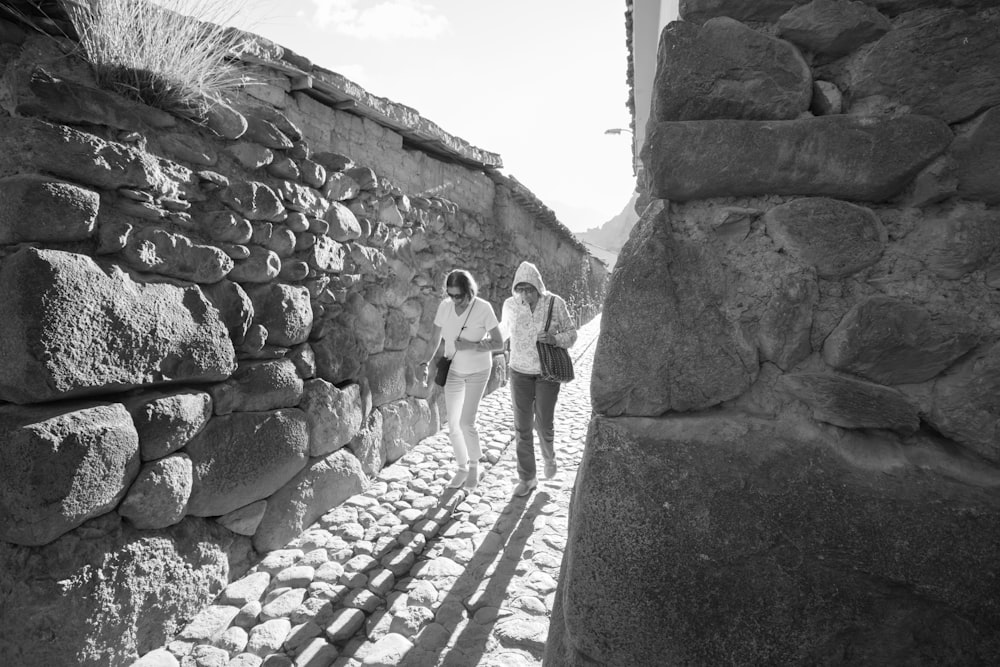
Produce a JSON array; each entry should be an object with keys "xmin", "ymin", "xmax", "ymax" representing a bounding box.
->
[{"xmin": 511, "ymin": 261, "xmax": 547, "ymax": 296}]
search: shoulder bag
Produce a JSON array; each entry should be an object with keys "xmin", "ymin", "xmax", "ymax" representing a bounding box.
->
[{"xmin": 536, "ymin": 297, "xmax": 574, "ymax": 383}]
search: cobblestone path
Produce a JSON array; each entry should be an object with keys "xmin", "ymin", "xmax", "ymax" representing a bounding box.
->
[{"xmin": 150, "ymin": 315, "xmax": 601, "ymax": 667}]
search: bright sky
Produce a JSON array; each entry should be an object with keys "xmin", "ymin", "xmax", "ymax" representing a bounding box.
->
[{"xmin": 231, "ymin": 0, "xmax": 638, "ymax": 233}]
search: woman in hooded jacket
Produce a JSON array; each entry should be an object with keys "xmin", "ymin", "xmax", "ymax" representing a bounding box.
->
[{"xmin": 499, "ymin": 261, "xmax": 577, "ymax": 497}]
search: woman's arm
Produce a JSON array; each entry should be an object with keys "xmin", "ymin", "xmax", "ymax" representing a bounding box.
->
[
  {"xmin": 423, "ymin": 324, "xmax": 443, "ymax": 364},
  {"xmin": 553, "ymin": 297, "xmax": 578, "ymax": 348}
]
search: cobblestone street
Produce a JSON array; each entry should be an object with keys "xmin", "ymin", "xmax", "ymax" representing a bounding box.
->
[{"xmin": 156, "ymin": 315, "xmax": 601, "ymax": 667}]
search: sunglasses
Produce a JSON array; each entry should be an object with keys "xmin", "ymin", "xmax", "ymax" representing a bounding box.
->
[
  {"xmin": 447, "ymin": 291, "xmax": 465, "ymax": 300},
  {"xmin": 514, "ymin": 285, "xmax": 535, "ymax": 294}
]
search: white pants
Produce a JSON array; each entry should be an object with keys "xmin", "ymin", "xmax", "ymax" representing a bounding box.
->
[{"xmin": 443, "ymin": 366, "xmax": 491, "ymax": 467}]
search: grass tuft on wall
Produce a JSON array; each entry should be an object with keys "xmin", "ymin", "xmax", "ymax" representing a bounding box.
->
[{"xmin": 56, "ymin": 0, "xmax": 251, "ymax": 115}]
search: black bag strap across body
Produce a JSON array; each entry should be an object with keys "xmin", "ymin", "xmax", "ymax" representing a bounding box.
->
[{"xmin": 449, "ymin": 301, "xmax": 475, "ymax": 359}]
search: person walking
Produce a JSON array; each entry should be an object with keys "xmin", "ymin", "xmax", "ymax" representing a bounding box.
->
[
  {"xmin": 500, "ymin": 261, "xmax": 577, "ymax": 497},
  {"xmin": 422, "ymin": 270, "xmax": 504, "ymax": 490}
]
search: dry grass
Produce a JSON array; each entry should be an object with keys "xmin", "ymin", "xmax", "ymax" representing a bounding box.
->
[{"xmin": 56, "ymin": 0, "xmax": 252, "ymax": 114}]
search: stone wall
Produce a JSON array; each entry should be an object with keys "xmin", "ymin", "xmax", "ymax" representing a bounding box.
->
[
  {"xmin": 0, "ymin": 17, "xmax": 605, "ymax": 667},
  {"xmin": 549, "ymin": 1, "xmax": 1000, "ymax": 665}
]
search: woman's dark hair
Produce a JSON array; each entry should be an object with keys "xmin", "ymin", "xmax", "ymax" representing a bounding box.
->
[{"xmin": 445, "ymin": 269, "xmax": 477, "ymax": 300}]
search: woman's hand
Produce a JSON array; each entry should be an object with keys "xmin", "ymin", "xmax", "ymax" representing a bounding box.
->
[{"xmin": 536, "ymin": 331, "xmax": 557, "ymax": 346}]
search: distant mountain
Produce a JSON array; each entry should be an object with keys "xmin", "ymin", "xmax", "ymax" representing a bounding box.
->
[{"xmin": 576, "ymin": 191, "xmax": 640, "ymax": 269}]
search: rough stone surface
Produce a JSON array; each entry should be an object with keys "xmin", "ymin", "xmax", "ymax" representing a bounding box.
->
[
  {"xmin": 252, "ymin": 449, "xmax": 369, "ymax": 552},
  {"xmin": 929, "ymin": 340, "xmax": 1000, "ymax": 464},
  {"xmin": 348, "ymin": 411, "xmax": 386, "ymax": 478},
  {"xmin": 209, "ymin": 359, "xmax": 305, "ymax": 414},
  {"xmin": 300, "ymin": 379, "xmax": 365, "ymax": 456},
  {"xmin": 843, "ymin": 9, "xmax": 1000, "ymax": 123},
  {"xmin": 125, "ymin": 389, "xmax": 213, "ymax": 461},
  {"xmin": 184, "ymin": 409, "xmax": 310, "ymax": 516},
  {"xmin": 365, "ymin": 351, "xmax": 408, "ymax": 409},
  {"xmin": 118, "ymin": 453, "xmax": 194, "ymax": 530},
  {"xmin": 379, "ymin": 398, "xmax": 432, "ymax": 464},
  {"xmin": 779, "ymin": 373, "xmax": 920, "ymax": 433},
  {"xmin": 0, "ymin": 247, "xmax": 237, "ymax": 404},
  {"xmin": 0, "ymin": 173, "xmax": 99, "ymax": 244},
  {"xmin": 900, "ymin": 204, "xmax": 1000, "ymax": 279},
  {"xmin": 776, "ymin": 0, "xmax": 890, "ymax": 59},
  {"xmin": 0, "ymin": 402, "xmax": 139, "ymax": 546},
  {"xmin": 0, "ymin": 514, "xmax": 251, "ymax": 667},
  {"xmin": 821, "ymin": 296, "xmax": 980, "ymax": 385},
  {"xmin": 245, "ymin": 283, "xmax": 313, "ymax": 347},
  {"xmin": 216, "ymin": 500, "xmax": 268, "ymax": 537},
  {"xmin": 653, "ymin": 17, "xmax": 811, "ymax": 121},
  {"xmin": 591, "ymin": 202, "xmax": 758, "ymax": 416},
  {"xmin": 118, "ymin": 226, "xmax": 234, "ymax": 284},
  {"xmin": 951, "ymin": 106, "xmax": 1000, "ymax": 204},
  {"xmin": 763, "ymin": 197, "xmax": 887, "ymax": 278},
  {"xmin": 547, "ymin": 414, "xmax": 1000, "ymax": 666},
  {"xmin": 644, "ymin": 115, "xmax": 952, "ymax": 202}
]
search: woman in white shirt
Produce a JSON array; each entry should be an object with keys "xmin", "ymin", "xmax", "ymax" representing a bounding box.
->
[
  {"xmin": 422, "ymin": 270, "xmax": 504, "ymax": 490},
  {"xmin": 499, "ymin": 261, "xmax": 577, "ymax": 497}
]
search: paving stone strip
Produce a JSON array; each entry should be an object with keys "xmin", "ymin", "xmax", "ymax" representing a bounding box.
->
[{"xmin": 147, "ymin": 316, "xmax": 602, "ymax": 667}]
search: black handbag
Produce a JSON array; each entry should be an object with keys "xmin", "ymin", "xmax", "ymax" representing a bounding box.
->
[
  {"xmin": 536, "ymin": 298, "xmax": 574, "ymax": 383},
  {"xmin": 433, "ymin": 302, "xmax": 475, "ymax": 387},
  {"xmin": 433, "ymin": 357, "xmax": 451, "ymax": 387}
]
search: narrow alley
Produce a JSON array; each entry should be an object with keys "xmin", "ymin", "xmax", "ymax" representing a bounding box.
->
[{"xmin": 155, "ymin": 315, "xmax": 602, "ymax": 667}]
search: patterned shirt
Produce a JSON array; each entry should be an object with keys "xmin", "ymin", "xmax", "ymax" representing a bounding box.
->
[{"xmin": 500, "ymin": 293, "xmax": 577, "ymax": 375}]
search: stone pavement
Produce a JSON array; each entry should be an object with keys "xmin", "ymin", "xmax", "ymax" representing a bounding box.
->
[{"xmin": 145, "ymin": 315, "xmax": 601, "ymax": 667}]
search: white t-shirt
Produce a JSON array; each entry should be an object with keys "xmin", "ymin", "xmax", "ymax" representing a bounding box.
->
[{"xmin": 434, "ymin": 297, "xmax": 499, "ymax": 373}]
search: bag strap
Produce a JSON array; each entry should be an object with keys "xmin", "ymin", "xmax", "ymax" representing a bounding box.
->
[
  {"xmin": 543, "ymin": 297, "xmax": 554, "ymax": 332},
  {"xmin": 458, "ymin": 301, "xmax": 474, "ymax": 334}
]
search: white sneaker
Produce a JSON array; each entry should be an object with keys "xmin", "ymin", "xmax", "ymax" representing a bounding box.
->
[
  {"xmin": 463, "ymin": 464, "xmax": 479, "ymax": 491},
  {"xmin": 447, "ymin": 467, "xmax": 468, "ymax": 489},
  {"xmin": 513, "ymin": 478, "xmax": 537, "ymax": 497},
  {"xmin": 543, "ymin": 459, "xmax": 557, "ymax": 479}
]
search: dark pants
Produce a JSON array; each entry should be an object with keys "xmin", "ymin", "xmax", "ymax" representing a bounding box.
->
[{"xmin": 510, "ymin": 369, "xmax": 561, "ymax": 481}]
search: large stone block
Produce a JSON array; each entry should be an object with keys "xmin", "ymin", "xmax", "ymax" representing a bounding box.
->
[
  {"xmin": 653, "ymin": 17, "xmax": 811, "ymax": 121},
  {"xmin": 118, "ymin": 226, "xmax": 234, "ymax": 283},
  {"xmin": 0, "ymin": 248, "xmax": 237, "ymax": 404},
  {"xmin": 300, "ymin": 379, "xmax": 365, "ymax": 457},
  {"xmin": 118, "ymin": 453, "xmax": 194, "ymax": 530},
  {"xmin": 644, "ymin": 115, "xmax": 952, "ymax": 202},
  {"xmin": 313, "ymin": 318, "xmax": 368, "ymax": 384},
  {"xmin": 762, "ymin": 197, "xmax": 886, "ymax": 278},
  {"xmin": 591, "ymin": 203, "xmax": 757, "ymax": 416},
  {"xmin": 547, "ymin": 414, "xmax": 1000, "ymax": 666},
  {"xmin": 124, "ymin": 389, "xmax": 213, "ymax": 461},
  {"xmin": 822, "ymin": 296, "xmax": 979, "ymax": 385},
  {"xmin": 776, "ymin": 0, "xmax": 890, "ymax": 59},
  {"xmin": 0, "ymin": 402, "xmax": 139, "ymax": 546},
  {"xmin": 844, "ymin": 9, "xmax": 1000, "ymax": 123},
  {"xmin": 252, "ymin": 449, "xmax": 368, "ymax": 552},
  {"xmin": 0, "ymin": 173, "xmax": 99, "ymax": 244},
  {"xmin": 900, "ymin": 204, "xmax": 1000, "ymax": 279},
  {"xmin": 245, "ymin": 283, "xmax": 313, "ymax": 347},
  {"xmin": 348, "ymin": 410, "xmax": 385, "ymax": 478},
  {"xmin": 365, "ymin": 351, "xmax": 409, "ymax": 409},
  {"xmin": 0, "ymin": 513, "xmax": 251, "ymax": 667},
  {"xmin": 379, "ymin": 398, "xmax": 432, "ymax": 464},
  {"xmin": 185, "ymin": 409, "xmax": 309, "ymax": 517},
  {"xmin": 209, "ymin": 359, "xmax": 304, "ymax": 414}
]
